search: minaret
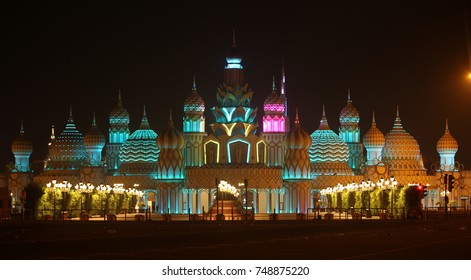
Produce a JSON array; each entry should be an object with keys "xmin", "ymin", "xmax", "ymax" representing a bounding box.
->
[
  {"xmin": 437, "ymin": 118, "xmax": 458, "ymax": 171},
  {"xmin": 262, "ymin": 76, "xmax": 286, "ymax": 166},
  {"xmin": 281, "ymin": 59, "xmax": 290, "ymax": 132},
  {"xmin": 11, "ymin": 120, "xmax": 33, "ymax": 172},
  {"xmin": 339, "ymin": 89, "xmax": 362, "ymax": 172},
  {"xmin": 183, "ymin": 77, "xmax": 207, "ymax": 167},
  {"xmin": 107, "ymin": 89, "xmax": 130, "ymax": 171}
]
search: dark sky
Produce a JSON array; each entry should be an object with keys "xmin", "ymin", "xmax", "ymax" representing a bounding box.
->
[{"xmin": 1, "ymin": 1, "xmax": 471, "ymax": 171}]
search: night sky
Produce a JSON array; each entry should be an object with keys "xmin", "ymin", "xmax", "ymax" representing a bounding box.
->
[{"xmin": 2, "ymin": 1, "xmax": 471, "ymax": 171}]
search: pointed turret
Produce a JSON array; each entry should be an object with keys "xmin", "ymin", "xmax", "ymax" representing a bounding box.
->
[
  {"xmin": 363, "ymin": 111, "xmax": 385, "ymax": 165},
  {"xmin": 84, "ymin": 112, "xmax": 105, "ymax": 166},
  {"xmin": 437, "ymin": 118, "xmax": 458, "ymax": 170},
  {"xmin": 11, "ymin": 120, "xmax": 33, "ymax": 172}
]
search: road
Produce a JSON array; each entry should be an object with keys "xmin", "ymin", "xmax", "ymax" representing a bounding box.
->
[{"xmin": 1, "ymin": 219, "xmax": 470, "ymax": 259}]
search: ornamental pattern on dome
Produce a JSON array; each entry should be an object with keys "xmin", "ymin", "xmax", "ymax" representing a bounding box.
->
[
  {"xmin": 309, "ymin": 107, "xmax": 349, "ymax": 163},
  {"xmin": 184, "ymin": 78, "xmax": 205, "ymax": 115},
  {"xmin": 339, "ymin": 91, "xmax": 360, "ymax": 124},
  {"xmin": 363, "ymin": 112, "xmax": 385, "ymax": 148},
  {"xmin": 110, "ymin": 91, "xmax": 130, "ymax": 128},
  {"xmin": 84, "ymin": 114, "xmax": 105, "ymax": 149},
  {"xmin": 118, "ymin": 108, "xmax": 159, "ymax": 174},
  {"xmin": 283, "ymin": 112, "xmax": 311, "ymax": 179},
  {"xmin": 157, "ymin": 112, "xmax": 185, "ymax": 179},
  {"xmin": 12, "ymin": 122, "xmax": 33, "ymax": 155},
  {"xmin": 47, "ymin": 111, "xmax": 88, "ymax": 170},
  {"xmin": 437, "ymin": 119, "xmax": 458, "ymax": 154},
  {"xmin": 263, "ymin": 78, "xmax": 285, "ymax": 114},
  {"xmin": 381, "ymin": 108, "xmax": 422, "ymax": 164}
]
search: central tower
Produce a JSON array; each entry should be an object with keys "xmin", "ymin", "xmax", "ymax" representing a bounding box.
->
[{"xmin": 204, "ymin": 31, "xmax": 265, "ymax": 165}]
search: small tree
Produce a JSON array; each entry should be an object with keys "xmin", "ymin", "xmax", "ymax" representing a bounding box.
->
[{"xmin": 23, "ymin": 182, "xmax": 45, "ymax": 219}]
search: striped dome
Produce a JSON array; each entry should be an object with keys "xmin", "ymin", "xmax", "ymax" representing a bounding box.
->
[
  {"xmin": 309, "ymin": 107, "xmax": 349, "ymax": 163},
  {"xmin": 157, "ymin": 112, "xmax": 185, "ymax": 150},
  {"xmin": 184, "ymin": 79, "xmax": 205, "ymax": 115},
  {"xmin": 11, "ymin": 122, "xmax": 33, "ymax": 155},
  {"xmin": 284, "ymin": 113, "xmax": 311, "ymax": 150},
  {"xmin": 382, "ymin": 108, "xmax": 423, "ymax": 164},
  {"xmin": 119, "ymin": 107, "xmax": 159, "ymax": 165},
  {"xmin": 110, "ymin": 91, "xmax": 130, "ymax": 128},
  {"xmin": 437, "ymin": 119, "xmax": 458, "ymax": 154},
  {"xmin": 339, "ymin": 91, "xmax": 360, "ymax": 125},
  {"xmin": 363, "ymin": 112, "xmax": 385, "ymax": 149},
  {"xmin": 84, "ymin": 114, "xmax": 105, "ymax": 150}
]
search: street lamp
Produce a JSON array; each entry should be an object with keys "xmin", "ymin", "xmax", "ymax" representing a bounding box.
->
[
  {"xmin": 113, "ymin": 183, "xmax": 125, "ymax": 214},
  {"xmin": 74, "ymin": 182, "xmax": 94, "ymax": 213},
  {"xmin": 46, "ymin": 179, "xmax": 71, "ymax": 220}
]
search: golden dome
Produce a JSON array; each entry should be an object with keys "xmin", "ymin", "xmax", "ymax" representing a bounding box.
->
[
  {"xmin": 157, "ymin": 111, "xmax": 185, "ymax": 150},
  {"xmin": 84, "ymin": 114, "xmax": 105, "ymax": 149},
  {"xmin": 11, "ymin": 122, "xmax": 33, "ymax": 155},
  {"xmin": 437, "ymin": 119, "xmax": 458, "ymax": 154},
  {"xmin": 382, "ymin": 108, "xmax": 422, "ymax": 165},
  {"xmin": 363, "ymin": 112, "xmax": 385, "ymax": 148},
  {"xmin": 284, "ymin": 111, "xmax": 312, "ymax": 150}
]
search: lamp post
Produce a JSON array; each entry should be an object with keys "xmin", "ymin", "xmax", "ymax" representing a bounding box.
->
[
  {"xmin": 113, "ymin": 183, "xmax": 125, "ymax": 214},
  {"xmin": 46, "ymin": 179, "xmax": 57, "ymax": 220},
  {"xmin": 75, "ymin": 182, "xmax": 94, "ymax": 213}
]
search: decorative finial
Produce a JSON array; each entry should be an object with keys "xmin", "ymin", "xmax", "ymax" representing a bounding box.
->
[
  {"xmin": 192, "ymin": 76, "xmax": 197, "ymax": 91},
  {"xmin": 322, "ymin": 104, "xmax": 326, "ymax": 118},
  {"xmin": 68, "ymin": 106, "xmax": 73, "ymax": 121},
  {"xmin": 347, "ymin": 88, "xmax": 351, "ymax": 102},
  {"xmin": 272, "ymin": 75, "xmax": 276, "ymax": 91},
  {"xmin": 92, "ymin": 112, "xmax": 97, "ymax": 127},
  {"xmin": 396, "ymin": 105, "xmax": 400, "ymax": 117},
  {"xmin": 372, "ymin": 111, "xmax": 376, "ymax": 126},
  {"xmin": 281, "ymin": 58, "xmax": 286, "ymax": 95},
  {"xmin": 232, "ymin": 29, "xmax": 236, "ymax": 48},
  {"xmin": 169, "ymin": 108, "xmax": 174, "ymax": 126},
  {"xmin": 51, "ymin": 125, "xmax": 55, "ymax": 140},
  {"xmin": 139, "ymin": 105, "xmax": 150, "ymax": 129},
  {"xmin": 445, "ymin": 117, "xmax": 449, "ymax": 131},
  {"xmin": 20, "ymin": 120, "xmax": 24, "ymax": 134},
  {"xmin": 118, "ymin": 88, "xmax": 122, "ymax": 105},
  {"xmin": 295, "ymin": 108, "xmax": 299, "ymax": 124}
]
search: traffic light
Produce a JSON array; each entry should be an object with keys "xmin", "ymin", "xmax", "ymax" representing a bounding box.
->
[
  {"xmin": 448, "ymin": 175, "xmax": 455, "ymax": 192},
  {"xmin": 423, "ymin": 185, "xmax": 428, "ymax": 197}
]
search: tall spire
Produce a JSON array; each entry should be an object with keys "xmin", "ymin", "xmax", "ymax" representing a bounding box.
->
[
  {"xmin": 192, "ymin": 76, "xmax": 197, "ymax": 91},
  {"xmin": 92, "ymin": 112, "xmax": 97, "ymax": 127},
  {"xmin": 372, "ymin": 111, "xmax": 376, "ymax": 126},
  {"xmin": 347, "ymin": 88, "xmax": 351, "ymax": 103},
  {"xmin": 295, "ymin": 108, "xmax": 299, "ymax": 124},
  {"xmin": 139, "ymin": 105, "xmax": 150, "ymax": 129},
  {"xmin": 168, "ymin": 108, "xmax": 174, "ymax": 127},
  {"xmin": 445, "ymin": 117, "xmax": 449, "ymax": 131},
  {"xmin": 272, "ymin": 75, "xmax": 276, "ymax": 91},
  {"xmin": 318, "ymin": 105, "xmax": 330, "ymax": 130},
  {"xmin": 20, "ymin": 120, "xmax": 24, "ymax": 134},
  {"xmin": 281, "ymin": 59, "xmax": 287, "ymax": 117},
  {"xmin": 50, "ymin": 125, "xmax": 55, "ymax": 140},
  {"xmin": 281, "ymin": 58, "xmax": 286, "ymax": 95},
  {"xmin": 118, "ymin": 89, "xmax": 122, "ymax": 105},
  {"xmin": 393, "ymin": 105, "xmax": 403, "ymax": 129},
  {"xmin": 68, "ymin": 106, "xmax": 74, "ymax": 122}
]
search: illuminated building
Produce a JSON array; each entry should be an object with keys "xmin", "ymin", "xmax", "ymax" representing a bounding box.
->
[{"xmin": 3, "ymin": 33, "xmax": 471, "ymax": 217}]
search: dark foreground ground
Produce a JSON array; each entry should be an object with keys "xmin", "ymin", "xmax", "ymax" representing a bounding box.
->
[{"xmin": 1, "ymin": 218, "xmax": 470, "ymax": 260}]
